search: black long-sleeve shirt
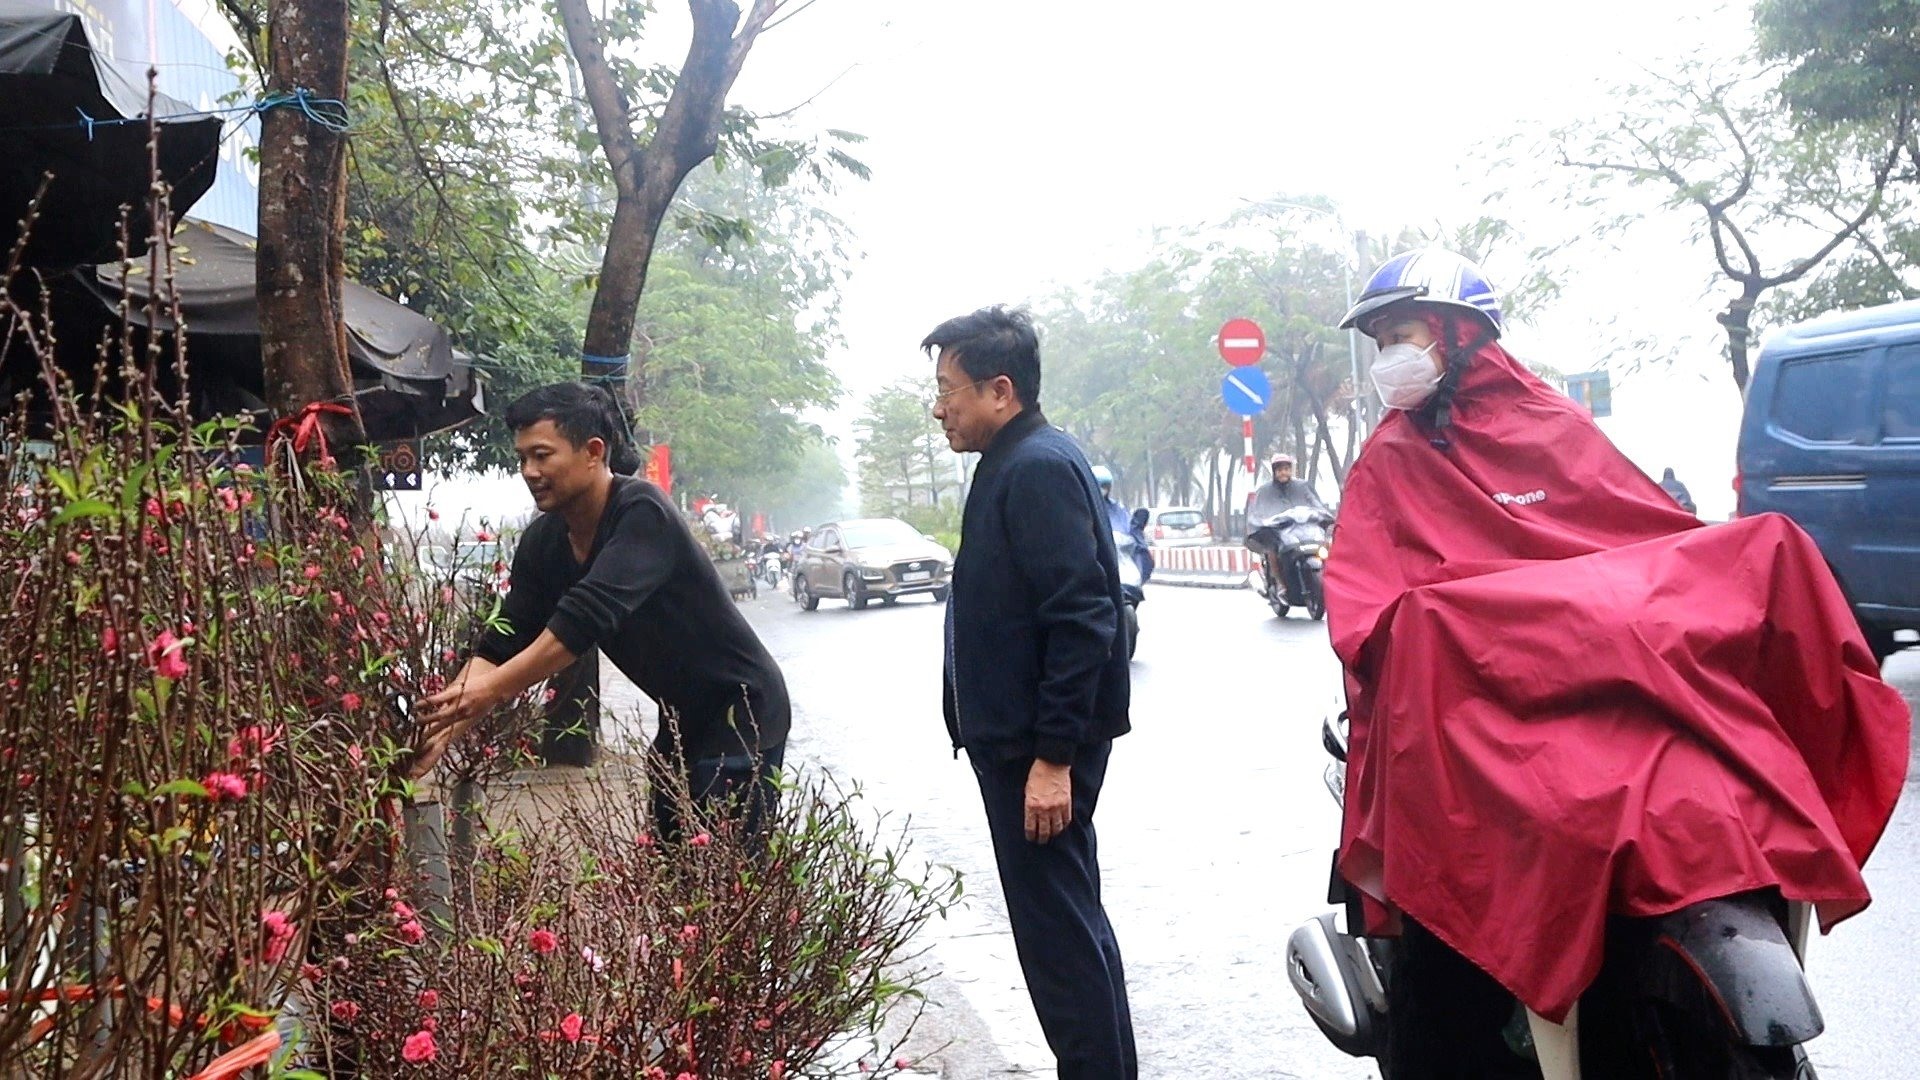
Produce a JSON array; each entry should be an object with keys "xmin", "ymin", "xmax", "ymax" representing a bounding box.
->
[{"xmin": 474, "ymin": 476, "xmax": 790, "ymax": 760}]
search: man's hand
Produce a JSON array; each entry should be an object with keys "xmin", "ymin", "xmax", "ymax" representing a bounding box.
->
[
  {"xmin": 409, "ymin": 667, "xmax": 502, "ymax": 779},
  {"xmin": 1024, "ymin": 759, "xmax": 1073, "ymax": 844}
]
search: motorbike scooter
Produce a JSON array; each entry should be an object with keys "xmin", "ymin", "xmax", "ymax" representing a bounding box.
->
[
  {"xmin": 1246, "ymin": 506, "xmax": 1333, "ymax": 620},
  {"xmin": 758, "ymin": 548, "xmax": 784, "ymax": 589},
  {"xmin": 1113, "ymin": 524, "xmax": 1144, "ymax": 660},
  {"xmin": 1287, "ymin": 709, "xmax": 1824, "ymax": 1079}
]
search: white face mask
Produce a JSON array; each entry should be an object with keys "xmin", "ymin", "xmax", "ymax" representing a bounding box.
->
[{"xmin": 1370, "ymin": 341, "xmax": 1442, "ymax": 410}]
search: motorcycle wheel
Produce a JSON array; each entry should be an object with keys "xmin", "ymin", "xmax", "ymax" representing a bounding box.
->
[
  {"xmin": 1306, "ymin": 570, "xmax": 1326, "ymax": 621},
  {"xmin": 1125, "ymin": 603, "xmax": 1139, "ymax": 659},
  {"xmin": 1262, "ymin": 558, "xmax": 1289, "ymax": 617}
]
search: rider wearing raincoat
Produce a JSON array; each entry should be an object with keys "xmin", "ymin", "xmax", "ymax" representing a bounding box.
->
[{"xmin": 1321, "ymin": 248, "xmax": 1909, "ymax": 1070}]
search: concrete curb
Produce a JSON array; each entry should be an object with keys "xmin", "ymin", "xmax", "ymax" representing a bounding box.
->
[{"xmin": 1148, "ymin": 573, "xmax": 1249, "ymax": 591}]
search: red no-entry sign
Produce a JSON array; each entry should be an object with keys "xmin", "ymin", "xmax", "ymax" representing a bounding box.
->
[{"xmin": 1217, "ymin": 318, "xmax": 1265, "ymax": 366}]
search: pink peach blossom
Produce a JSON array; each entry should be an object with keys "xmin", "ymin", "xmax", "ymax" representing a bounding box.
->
[
  {"xmin": 400, "ymin": 1028, "xmax": 437, "ymax": 1063},
  {"xmin": 146, "ymin": 629, "xmax": 188, "ymax": 680},
  {"xmin": 203, "ymin": 772, "xmax": 248, "ymax": 802}
]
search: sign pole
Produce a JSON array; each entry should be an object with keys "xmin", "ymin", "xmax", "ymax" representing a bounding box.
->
[{"xmin": 1243, "ymin": 418, "xmax": 1255, "ymax": 477}]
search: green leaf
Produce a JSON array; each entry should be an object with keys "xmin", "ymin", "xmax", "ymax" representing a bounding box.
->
[
  {"xmin": 153, "ymin": 778, "xmax": 211, "ymax": 799},
  {"xmin": 51, "ymin": 498, "xmax": 116, "ymax": 526}
]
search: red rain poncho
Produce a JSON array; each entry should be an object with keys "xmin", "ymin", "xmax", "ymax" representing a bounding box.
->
[{"xmin": 1324, "ymin": 331, "xmax": 1909, "ymax": 1023}]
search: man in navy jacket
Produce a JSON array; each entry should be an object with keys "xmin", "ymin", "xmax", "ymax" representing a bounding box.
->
[{"xmin": 923, "ymin": 306, "xmax": 1136, "ymax": 1079}]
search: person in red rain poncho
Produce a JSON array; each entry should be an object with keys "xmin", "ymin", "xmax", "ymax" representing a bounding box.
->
[{"xmin": 1322, "ymin": 248, "xmax": 1910, "ymax": 1073}]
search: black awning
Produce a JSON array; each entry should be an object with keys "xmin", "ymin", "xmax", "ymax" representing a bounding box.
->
[
  {"xmin": 66, "ymin": 219, "xmax": 483, "ymax": 441},
  {"xmin": 0, "ymin": 3, "xmax": 220, "ymax": 266}
]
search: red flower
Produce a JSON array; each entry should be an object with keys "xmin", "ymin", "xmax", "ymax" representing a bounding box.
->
[
  {"xmin": 417, "ymin": 988, "xmax": 439, "ymax": 1009},
  {"xmin": 769, "ymin": 1064, "xmax": 786, "ymax": 1080},
  {"xmin": 146, "ymin": 629, "xmax": 189, "ymax": 680},
  {"xmin": 341, "ymin": 692, "xmax": 363, "ymax": 712},
  {"xmin": 400, "ymin": 1029, "xmax": 438, "ymax": 1063},
  {"xmin": 216, "ymin": 487, "xmax": 240, "ymax": 513},
  {"xmin": 329, "ymin": 1000, "xmax": 361, "ymax": 1023},
  {"xmin": 261, "ymin": 910, "xmax": 295, "ymax": 963},
  {"xmin": 304, "ymin": 564, "xmax": 322, "ymax": 580},
  {"xmin": 102, "ymin": 626, "xmax": 118, "ymax": 656},
  {"xmin": 203, "ymin": 772, "xmax": 249, "ymax": 802},
  {"xmin": 301, "ymin": 963, "xmax": 324, "ymax": 982},
  {"xmin": 427, "ymin": 508, "xmax": 440, "ymax": 521},
  {"xmin": 528, "ymin": 928, "xmax": 558, "ymax": 955},
  {"xmin": 474, "ymin": 530, "xmax": 494, "ymax": 542},
  {"xmin": 393, "ymin": 900, "xmax": 416, "ymax": 920},
  {"xmin": 559, "ymin": 1012, "xmax": 584, "ymax": 1043},
  {"xmin": 677, "ymin": 924, "xmax": 700, "ymax": 944},
  {"xmin": 228, "ymin": 725, "xmax": 280, "ymax": 761},
  {"xmin": 689, "ymin": 832, "xmax": 712, "ymax": 848},
  {"xmin": 396, "ymin": 919, "xmax": 425, "ymax": 945}
]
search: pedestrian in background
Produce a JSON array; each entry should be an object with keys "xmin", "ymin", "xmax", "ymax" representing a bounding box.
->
[
  {"xmin": 1659, "ymin": 466, "xmax": 1696, "ymax": 514},
  {"xmin": 923, "ymin": 306, "xmax": 1137, "ymax": 1080}
]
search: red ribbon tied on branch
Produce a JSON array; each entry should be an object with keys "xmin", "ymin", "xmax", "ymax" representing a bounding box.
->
[{"xmin": 267, "ymin": 401, "xmax": 356, "ymax": 468}]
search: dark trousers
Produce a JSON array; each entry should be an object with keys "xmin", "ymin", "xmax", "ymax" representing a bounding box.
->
[
  {"xmin": 969, "ymin": 740, "xmax": 1137, "ymax": 1080},
  {"xmin": 650, "ymin": 743, "xmax": 784, "ymax": 846},
  {"xmin": 1384, "ymin": 920, "xmax": 1535, "ymax": 1080}
]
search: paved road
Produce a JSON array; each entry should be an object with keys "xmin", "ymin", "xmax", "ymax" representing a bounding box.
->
[{"xmin": 603, "ymin": 583, "xmax": 1920, "ymax": 1078}]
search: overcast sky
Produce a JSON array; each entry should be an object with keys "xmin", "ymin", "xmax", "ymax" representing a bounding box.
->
[{"xmin": 428, "ymin": 0, "xmax": 1769, "ymax": 525}]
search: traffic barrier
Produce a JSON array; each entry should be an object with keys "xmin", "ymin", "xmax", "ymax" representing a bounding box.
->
[{"xmin": 1152, "ymin": 544, "xmax": 1255, "ymax": 575}]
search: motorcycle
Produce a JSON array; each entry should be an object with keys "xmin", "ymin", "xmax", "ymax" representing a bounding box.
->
[
  {"xmin": 1113, "ymin": 524, "xmax": 1145, "ymax": 660},
  {"xmin": 1246, "ymin": 506, "xmax": 1333, "ymax": 620},
  {"xmin": 759, "ymin": 549, "xmax": 784, "ymax": 589},
  {"xmin": 1287, "ymin": 709, "xmax": 1824, "ymax": 1079}
]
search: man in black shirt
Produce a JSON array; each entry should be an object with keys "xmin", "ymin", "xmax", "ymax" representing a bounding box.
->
[{"xmin": 414, "ymin": 382, "xmax": 791, "ymax": 837}]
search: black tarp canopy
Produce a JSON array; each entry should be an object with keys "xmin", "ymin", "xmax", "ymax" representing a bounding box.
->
[
  {"xmin": 83, "ymin": 219, "xmax": 484, "ymax": 439},
  {"xmin": 0, "ymin": 3, "xmax": 221, "ymax": 266},
  {"xmin": 0, "ymin": 219, "xmax": 482, "ymax": 442}
]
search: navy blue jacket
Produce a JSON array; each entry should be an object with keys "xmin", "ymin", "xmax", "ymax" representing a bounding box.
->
[{"xmin": 944, "ymin": 410, "xmax": 1131, "ymax": 764}]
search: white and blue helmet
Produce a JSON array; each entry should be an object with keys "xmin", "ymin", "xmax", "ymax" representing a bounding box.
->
[
  {"xmin": 1338, "ymin": 248, "xmax": 1503, "ymax": 339},
  {"xmin": 1091, "ymin": 464, "xmax": 1115, "ymax": 489}
]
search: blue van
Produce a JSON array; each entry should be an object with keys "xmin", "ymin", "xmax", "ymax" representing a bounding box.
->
[{"xmin": 1736, "ymin": 298, "xmax": 1920, "ymax": 663}]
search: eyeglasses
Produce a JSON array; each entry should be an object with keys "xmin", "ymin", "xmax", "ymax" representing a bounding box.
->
[{"xmin": 931, "ymin": 379, "xmax": 986, "ymax": 405}]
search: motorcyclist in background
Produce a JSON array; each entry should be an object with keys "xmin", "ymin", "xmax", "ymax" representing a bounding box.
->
[
  {"xmin": 1094, "ymin": 465, "xmax": 1154, "ymax": 583},
  {"xmin": 1247, "ymin": 453, "xmax": 1329, "ymax": 521}
]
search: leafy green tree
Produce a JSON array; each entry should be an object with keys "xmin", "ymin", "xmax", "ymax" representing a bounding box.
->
[
  {"xmin": 1552, "ymin": 59, "xmax": 1907, "ymax": 389},
  {"xmin": 1756, "ymin": 0, "xmax": 1920, "ymax": 142},
  {"xmin": 854, "ymin": 380, "xmax": 952, "ymax": 515},
  {"xmin": 1752, "ymin": 0, "xmax": 1920, "ymax": 321}
]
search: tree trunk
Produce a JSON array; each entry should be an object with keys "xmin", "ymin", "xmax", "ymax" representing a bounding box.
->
[
  {"xmin": 551, "ymin": 0, "xmax": 780, "ymax": 761},
  {"xmin": 1718, "ymin": 287, "xmax": 1762, "ymax": 392},
  {"xmin": 558, "ymin": 0, "xmax": 779, "ymax": 389},
  {"xmin": 257, "ymin": 0, "xmax": 365, "ymax": 454}
]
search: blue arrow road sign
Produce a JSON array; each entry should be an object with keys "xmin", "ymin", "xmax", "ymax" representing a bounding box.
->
[{"xmin": 1221, "ymin": 367, "xmax": 1270, "ymax": 416}]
